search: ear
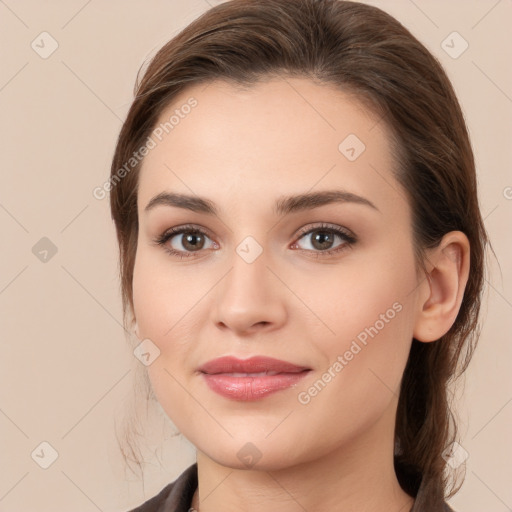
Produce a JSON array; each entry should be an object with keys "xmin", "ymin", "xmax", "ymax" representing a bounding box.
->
[{"xmin": 413, "ymin": 231, "xmax": 470, "ymax": 343}]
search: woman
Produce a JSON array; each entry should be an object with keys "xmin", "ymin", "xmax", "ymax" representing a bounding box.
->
[{"xmin": 109, "ymin": 0, "xmax": 488, "ymax": 510}]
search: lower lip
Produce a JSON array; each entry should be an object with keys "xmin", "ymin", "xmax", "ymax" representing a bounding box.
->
[{"xmin": 202, "ymin": 372, "xmax": 310, "ymax": 401}]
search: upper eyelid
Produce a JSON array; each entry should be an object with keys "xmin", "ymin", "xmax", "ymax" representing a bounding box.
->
[{"xmin": 295, "ymin": 222, "xmax": 354, "ymax": 237}]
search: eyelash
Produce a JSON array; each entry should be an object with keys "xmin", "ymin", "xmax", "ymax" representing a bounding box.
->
[{"xmin": 153, "ymin": 223, "xmax": 357, "ymax": 260}]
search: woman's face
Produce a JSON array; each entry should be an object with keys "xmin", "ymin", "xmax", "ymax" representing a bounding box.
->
[{"xmin": 133, "ymin": 78, "xmax": 424, "ymax": 470}]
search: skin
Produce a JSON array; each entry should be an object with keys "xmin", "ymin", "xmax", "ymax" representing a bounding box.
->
[{"xmin": 132, "ymin": 77, "xmax": 470, "ymax": 512}]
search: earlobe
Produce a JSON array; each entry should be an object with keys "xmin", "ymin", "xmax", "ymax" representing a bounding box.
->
[{"xmin": 413, "ymin": 231, "xmax": 470, "ymax": 343}]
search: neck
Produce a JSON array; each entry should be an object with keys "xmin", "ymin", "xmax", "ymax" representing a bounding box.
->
[{"xmin": 190, "ymin": 404, "xmax": 414, "ymax": 512}]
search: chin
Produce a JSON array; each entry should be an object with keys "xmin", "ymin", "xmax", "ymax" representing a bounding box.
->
[
  {"xmin": 208, "ymin": 449, "xmax": 296, "ymax": 472},
  {"xmin": 193, "ymin": 433, "xmax": 309, "ymax": 472}
]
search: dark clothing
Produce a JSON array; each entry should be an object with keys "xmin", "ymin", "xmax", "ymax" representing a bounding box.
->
[{"xmin": 128, "ymin": 463, "xmax": 456, "ymax": 511}]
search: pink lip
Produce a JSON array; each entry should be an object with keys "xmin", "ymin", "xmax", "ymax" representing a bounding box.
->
[{"xmin": 198, "ymin": 356, "xmax": 311, "ymax": 401}]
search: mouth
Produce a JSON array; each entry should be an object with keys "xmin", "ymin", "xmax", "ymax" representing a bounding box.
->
[
  {"xmin": 216, "ymin": 371, "xmax": 281, "ymax": 377},
  {"xmin": 198, "ymin": 355, "xmax": 310, "ymax": 374},
  {"xmin": 198, "ymin": 356, "xmax": 311, "ymax": 401}
]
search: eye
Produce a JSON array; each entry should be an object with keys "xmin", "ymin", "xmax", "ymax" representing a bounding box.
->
[
  {"xmin": 291, "ymin": 223, "xmax": 357, "ymax": 257},
  {"xmin": 154, "ymin": 224, "xmax": 218, "ymax": 259},
  {"xmin": 154, "ymin": 222, "xmax": 356, "ymax": 260}
]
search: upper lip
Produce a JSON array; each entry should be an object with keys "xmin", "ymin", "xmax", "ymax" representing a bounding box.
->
[{"xmin": 198, "ymin": 356, "xmax": 310, "ymax": 375}]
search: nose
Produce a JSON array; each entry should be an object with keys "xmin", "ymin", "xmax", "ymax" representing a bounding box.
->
[{"xmin": 211, "ymin": 247, "xmax": 287, "ymax": 336}]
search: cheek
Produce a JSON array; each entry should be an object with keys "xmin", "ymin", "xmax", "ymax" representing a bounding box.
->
[
  {"xmin": 132, "ymin": 253, "xmax": 199, "ymax": 427},
  {"xmin": 297, "ymin": 251, "xmax": 418, "ymax": 419},
  {"xmin": 293, "ymin": 298, "xmax": 415, "ymax": 456},
  {"xmin": 131, "ymin": 249, "xmax": 210, "ymax": 404},
  {"xmin": 303, "ymin": 248, "xmax": 417, "ymax": 356},
  {"xmin": 132, "ymin": 247, "xmax": 197, "ymax": 341},
  {"xmin": 296, "ymin": 253, "xmax": 417, "ymax": 427}
]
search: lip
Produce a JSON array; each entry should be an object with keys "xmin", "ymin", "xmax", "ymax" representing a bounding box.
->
[{"xmin": 199, "ymin": 356, "xmax": 311, "ymax": 401}]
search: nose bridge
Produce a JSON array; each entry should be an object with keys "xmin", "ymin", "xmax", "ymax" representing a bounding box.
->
[
  {"xmin": 212, "ymin": 236, "xmax": 286, "ymax": 333},
  {"xmin": 223, "ymin": 238, "xmax": 272, "ymax": 304}
]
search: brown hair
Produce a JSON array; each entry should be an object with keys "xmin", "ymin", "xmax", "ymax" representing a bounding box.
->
[{"xmin": 110, "ymin": 0, "xmax": 488, "ymax": 500}]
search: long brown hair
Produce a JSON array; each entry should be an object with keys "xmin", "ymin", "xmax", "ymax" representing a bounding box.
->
[{"xmin": 110, "ymin": 0, "xmax": 488, "ymax": 499}]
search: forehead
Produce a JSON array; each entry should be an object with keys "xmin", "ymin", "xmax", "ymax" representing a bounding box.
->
[{"xmin": 137, "ymin": 77, "xmax": 401, "ymax": 216}]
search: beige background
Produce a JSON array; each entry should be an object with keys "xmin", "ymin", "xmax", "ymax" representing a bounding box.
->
[{"xmin": 0, "ymin": 0, "xmax": 511, "ymax": 510}]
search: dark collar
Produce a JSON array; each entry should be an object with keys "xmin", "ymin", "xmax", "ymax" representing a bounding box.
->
[{"xmin": 129, "ymin": 463, "xmax": 456, "ymax": 512}]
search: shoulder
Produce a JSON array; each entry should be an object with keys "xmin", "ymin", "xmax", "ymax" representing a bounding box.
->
[{"xmin": 127, "ymin": 463, "xmax": 198, "ymax": 512}]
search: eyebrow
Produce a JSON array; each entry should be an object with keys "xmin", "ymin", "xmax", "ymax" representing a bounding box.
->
[{"xmin": 144, "ymin": 190, "xmax": 379, "ymax": 216}]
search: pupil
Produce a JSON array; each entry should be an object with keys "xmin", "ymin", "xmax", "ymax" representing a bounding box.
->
[
  {"xmin": 313, "ymin": 231, "xmax": 332, "ymax": 250},
  {"xmin": 184, "ymin": 232, "xmax": 203, "ymax": 250}
]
